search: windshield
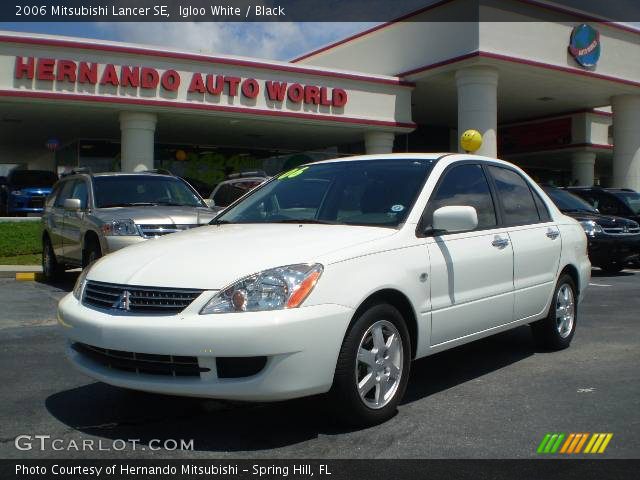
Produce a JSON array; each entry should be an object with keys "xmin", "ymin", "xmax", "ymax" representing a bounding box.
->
[
  {"xmin": 214, "ymin": 159, "xmax": 436, "ymax": 227},
  {"xmin": 544, "ymin": 188, "xmax": 598, "ymax": 213},
  {"xmin": 614, "ymin": 191, "xmax": 640, "ymax": 215},
  {"xmin": 9, "ymin": 170, "xmax": 57, "ymax": 188},
  {"xmin": 93, "ymin": 175, "xmax": 205, "ymax": 208}
]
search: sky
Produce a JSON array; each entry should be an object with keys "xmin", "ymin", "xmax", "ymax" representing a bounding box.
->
[{"xmin": 0, "ymin": 22, "xmax": 377, "ymax": 61}]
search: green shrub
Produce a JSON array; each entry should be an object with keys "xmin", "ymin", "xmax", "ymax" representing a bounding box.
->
[{"xmin": 0, "ymin": 222, "xmax": 42, "ymax": 257}]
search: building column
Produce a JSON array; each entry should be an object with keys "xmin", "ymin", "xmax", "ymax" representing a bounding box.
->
[
  {"xmin": 611, "ymin": 95, "xmax": 640, "ymax": 191},
  {"xmin": 455, "ymin": 66, "xmax": 499, "ymax": 157},
  {"xmin": 571, "ymin": 151, "xmax": 596, "ymax": 186},
  {"xmin": 364, "ymin": 131, "xmax": 395, "ymax": 154},
  {"xmin": 119, "ymin": 112, "xmax": 157, "ymax": 172}
]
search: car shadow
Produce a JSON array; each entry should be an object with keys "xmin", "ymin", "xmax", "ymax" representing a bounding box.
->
[
  {"xmin": 45, "ymin": 326, "xmax": 536, "ymax": 452},
  {"xmin": 37, "ymin": 271, "xmax": 79, "ymax": 292},
  {"xmin": 591, "ymin": 269, "xmax": 636, "ymax": 278}
]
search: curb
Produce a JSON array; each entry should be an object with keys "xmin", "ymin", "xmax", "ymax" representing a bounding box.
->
[{"xmin": 0, "ymin": 265, "xmax": 43, "ymax": 279}]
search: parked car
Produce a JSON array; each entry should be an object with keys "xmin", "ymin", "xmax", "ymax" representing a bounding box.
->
[
  {"xmin": 0, "ymin": 169, "xmax": 58, "ymax": 216},
  {"xmin": 565, "ymin": 187, "xmax": 640, "ymax": 225},
  {"xmin": 58, "ymin": 154, "xmax": 590, "ymax": 426},
  {"xmin": 543, "ymin": 186, "xmax": 640, "ymax": 273},
  {"xmin": 42, "ymin": 171, "xmax": 216, "ymax": 279},
  {"xmin": 208, "ymin": 171, "xmax": 270, "ymax": 213}
]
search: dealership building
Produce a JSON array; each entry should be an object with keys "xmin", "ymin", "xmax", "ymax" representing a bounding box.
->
[{"xmin": 1, "ymin": 0, "xmax": 639, "ymax": 190}]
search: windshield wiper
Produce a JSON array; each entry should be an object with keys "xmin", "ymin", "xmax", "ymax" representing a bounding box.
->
[
  {"xmin": 212, "ymin": 219, "xmax": 233, "ymax": 225},
  {"xmin": 272, "ymin": 219, "xmax": 335, "ymax": 224}
]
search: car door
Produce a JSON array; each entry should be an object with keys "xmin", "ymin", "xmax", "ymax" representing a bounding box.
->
[
  {"xmin": 49, "ymin": 179, "xmax": 74, "ymax": 260},
  {"xmin": 425, "ymin": 163, "xmax": 515, "ymax": 346},
  {"xmin": 486, "ymin": 166, "xmax": 562, "ymax": 321},
  {"xmin": 61, "ymin": 179, "xmax": 89, "ymax": 264}
]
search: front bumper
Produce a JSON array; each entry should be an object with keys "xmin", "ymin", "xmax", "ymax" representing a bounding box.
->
[
  {"xmin": 587, "ymin": 234, "xmax": 640, "ymax": 266},
  {"xmin": 57, "ymin": 293, "xmax": 353, "ymax": 401}
]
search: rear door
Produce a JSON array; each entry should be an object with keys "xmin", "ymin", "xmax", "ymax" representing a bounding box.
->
[
  {"xmin": 425, "ymin": 163, "xmax": 515, "ymax": 345},
  {"xmin": 486, "ymin": 166, "xmax": 562, "ymax": 321}
]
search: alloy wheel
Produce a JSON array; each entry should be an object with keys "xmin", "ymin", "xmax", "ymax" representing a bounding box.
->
[
  {"xmin": 555, "ymin": 284, "xmax": 575, "ymax": 339},
  {"xmin": 355, "ymin": 320, "xmax": 404, "ymax": 409}
]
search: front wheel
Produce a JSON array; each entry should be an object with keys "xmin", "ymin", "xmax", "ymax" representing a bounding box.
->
[
  {"xmin": 330, "ymin": 303, "xmax": 411, "ymax": 426},
  {"xmin": 531, "ymin": 274, "xmax": 577, "ymax": 350},
  {"xmin": 82, "ymin": 238, "xmax": 102, "ymax": 268}
]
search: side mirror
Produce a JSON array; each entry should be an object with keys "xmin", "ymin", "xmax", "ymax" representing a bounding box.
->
[
  {"xmin": 63, "ymin": 198, "xmax": 81, "ymax": 211},
  {"xmin": 432, "ymin": 205, "xmax": 478, "ymax": 233}
]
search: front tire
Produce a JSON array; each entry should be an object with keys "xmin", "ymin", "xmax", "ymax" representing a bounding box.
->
[
  {"xmin": 531, "ymin": 274, "xmax": 577, "ymax": 350},
  {"xmin": 331, "ymin": 303, "xmax": 411, "ymax": 426},
  {"xmin": 82, "ymin": 238, "xmax": 102, "ymax": 268}
]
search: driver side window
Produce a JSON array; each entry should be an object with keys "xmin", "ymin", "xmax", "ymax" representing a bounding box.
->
[{"xmin": 424, "ymin": 164, "xmax": 497, "ymax": 231}]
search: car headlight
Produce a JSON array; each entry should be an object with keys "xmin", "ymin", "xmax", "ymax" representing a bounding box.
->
[
  {"xmin": 11, "ymin": 190, "xmax": 23, "ymax": 196},
  {"xmin": 579, "ymin": 220, "xmax": 603, "ymax": 237},
  {"xmin": 101, "ymin": 219, "xmax": 140, "ymax": 236},
  {"xmin": 200, "ymin": 263, "xmax": 323, "ymax": 314},
  {"xmin": 72, "ymin": 264, "xmax": 93, "ymax": 300}
]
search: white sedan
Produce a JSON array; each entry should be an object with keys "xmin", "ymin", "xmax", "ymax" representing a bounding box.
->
[{"xmin": 57, "ymin": 153, "xmax": 590, "ymax": 425}]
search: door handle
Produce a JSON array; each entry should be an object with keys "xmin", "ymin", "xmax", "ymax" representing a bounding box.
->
[
  {"xmin": 491, "ymin": 237, "xmax": 509, "ymax": 248},
  {"xmin": 546, "ymin": 229, "xmax": 560, "ymax": 240}
]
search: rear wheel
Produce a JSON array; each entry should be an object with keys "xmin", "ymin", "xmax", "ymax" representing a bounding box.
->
[
  {"xmin": 331, "ymin": 303, "xmax": 411, "ymax": 426},
  {"xmin": 531, "ymin": 274, "xmax": 577, "ymax": 350},
  {"xmin": 42, "ymin": 237, "xmax": 63, "ymax": 281}
]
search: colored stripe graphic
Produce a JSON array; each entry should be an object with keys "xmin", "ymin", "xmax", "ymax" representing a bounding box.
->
[{"xmin": 539, "ymin": 433, "xmax": 613, "ymax": 454}]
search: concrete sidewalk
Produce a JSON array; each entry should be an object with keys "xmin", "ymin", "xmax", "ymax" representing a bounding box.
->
[{"xmin": 0, "ymin": 264, "xmax": 42, "ymax": 278}]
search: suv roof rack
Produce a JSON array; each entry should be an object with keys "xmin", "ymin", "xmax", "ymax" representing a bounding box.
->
[
  {"xmin": 60, "ymin": 167, "xmax": 92, "ymax": 178},
  {"xmin": 141, "ymin": 168, "xmax": 174, "ymax": 176},
  {"xmin": 227, "ymin": 170, "xmax": 268, "ymax": 179}
]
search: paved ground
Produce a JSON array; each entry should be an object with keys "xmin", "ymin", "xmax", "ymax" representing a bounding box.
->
[{"xmin": 1, "ymin": 270, "xmax": 639, "ymax": 459}]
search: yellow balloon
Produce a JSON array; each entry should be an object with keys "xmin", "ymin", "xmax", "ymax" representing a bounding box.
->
[{"xmin": 460, "ymin": 129, "xmax": 483, "ymax": 152}]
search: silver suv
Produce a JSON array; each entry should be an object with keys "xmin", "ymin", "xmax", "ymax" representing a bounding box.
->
[{"xmin": 41, "ymin": 171, "xmax": 215, "ymax": 279}]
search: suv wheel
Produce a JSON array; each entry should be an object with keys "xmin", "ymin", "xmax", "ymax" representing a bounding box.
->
[
  {"xmin": 42, "ymin": 237, "xmax": 63, "ymax": 281},
  {"xmin": 531, "ymin": 274, "xmax": 577, "ymax": 350},
  {"xmin": 331, "ymin": 303, "xmax": 411, "ymax": 426},
  {"xmin": 83, "ymin": 238, "xmax": 102, "ymax": 268}
]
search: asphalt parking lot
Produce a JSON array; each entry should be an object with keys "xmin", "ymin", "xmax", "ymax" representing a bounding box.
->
[{"xmin": 1, "ymin": 270, "xmax": 639, "ymax": 459}]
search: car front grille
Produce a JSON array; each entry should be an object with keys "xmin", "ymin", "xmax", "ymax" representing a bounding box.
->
[
  {"xmin": 28, "ymin": 196, "xmax": 45, "ymax": 208},
  {"xmin": 72, "ymin": 342, "xmax": 208, "ymax": 377},
  {"xmin": 602, "ymin": 226, "xmax": 640, "ymax": 235},
  {"xmin": 137, "ymin": 224, "xmax": 199, "ymax": 238},
  {"xmin": 82, "ymin": 281, "xmax": 203, "ymax": 314}
]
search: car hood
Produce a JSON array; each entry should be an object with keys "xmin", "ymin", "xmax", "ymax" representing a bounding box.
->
[
  {"xmin": 93, "ymin": 205, "xmax": 216, "ymax": 225},
  {"xmin": 87, "ymin": 223, "xmax": 397, "ymax": 289},
  {"xmin": 562, "ymin": 211, "xmax": 638, "ymax": 228}
]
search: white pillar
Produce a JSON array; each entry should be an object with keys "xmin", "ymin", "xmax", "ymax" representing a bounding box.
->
[
  {"xmin": 571, "ymin": 151, "xmax": 596, "ymax": 186},
  {"xmin": 119, "ymin": 112, "xmax": 157, "ymax": 172},
  {"xmin": 455, "ymin": 66, "xmax": 499, "ymax": 157},
  {"xmin": 611, "ymin": 95, "xmax": 640, "ymax": 191},
  {"xmin": 364, "ymin": 131, "xmax": 395, "ymax": 154}
]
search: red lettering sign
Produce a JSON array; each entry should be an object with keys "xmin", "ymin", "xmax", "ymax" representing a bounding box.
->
[
  {"xmin": 15, "ymin": 57, "xmax": 34, "ymax": 79},
  {"xmin": 266, "ymin": 81, "xmax": 287, "ymax": 101}
]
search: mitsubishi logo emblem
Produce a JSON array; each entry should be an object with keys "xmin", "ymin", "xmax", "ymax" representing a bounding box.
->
[{"xmin": 113, "ymin": 290, "xmax": 131, "ymax": 310}]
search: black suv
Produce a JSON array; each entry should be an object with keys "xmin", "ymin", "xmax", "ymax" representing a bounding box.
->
[
  {"xmin": 543, "ymin": 186, "xmax": 640, "ymax": 273},
  {"xmin": 566, "ymin": 187, "xmax": 640, "ymax": 225}
]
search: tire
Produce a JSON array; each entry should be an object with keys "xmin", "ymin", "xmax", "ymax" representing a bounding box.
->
[
  {"xmin": 600, "ymin": 262, "xmax": 624, "ymax": 274},
  {"xmin": 531, "ymin": 274, "xmax": 577, "ymax": 351},
  {"xmin": 330, "ymin": 303, "xmax": 411, "ymax": 426},
  {"xmin": 42, "ymin": 237, "xmax": 63, "ymax": 281},
  {"xmin": 82, "ymin": 237, "xmax": 102, "ymax": 268}
]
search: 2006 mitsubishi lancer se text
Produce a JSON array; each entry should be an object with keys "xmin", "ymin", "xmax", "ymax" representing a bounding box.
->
[{"xmin": 58, "ymin": 153, "xmax": 590, "ymax": 425}]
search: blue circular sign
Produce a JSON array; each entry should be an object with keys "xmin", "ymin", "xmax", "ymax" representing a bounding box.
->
[{"xmin": 569, "ymin": 24, "xmax": 601, "ymax": 69}]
